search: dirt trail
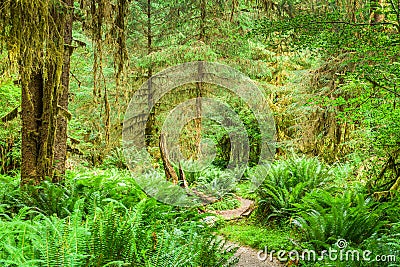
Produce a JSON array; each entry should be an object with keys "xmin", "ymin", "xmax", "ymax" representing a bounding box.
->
[
  {"xmin": 209, "ymin": 197, "xmax": 284, "ymax": 267},
  {"xmin": 215, "ymin": 197, "xmax": 254, "ymax": 219},
  {"xmin": 230, "ymin": 242, "xmax": 283, "ymax": 267}
]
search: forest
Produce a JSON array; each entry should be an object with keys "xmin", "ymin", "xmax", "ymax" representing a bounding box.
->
[{"xmin": 0, "ymin": 0, "xmax": 399, "ymax": 266}]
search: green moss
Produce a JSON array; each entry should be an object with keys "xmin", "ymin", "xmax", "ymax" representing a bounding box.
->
[{"xmin": 218, "ymin": 220, "xmax": 294, "ymax": 251}]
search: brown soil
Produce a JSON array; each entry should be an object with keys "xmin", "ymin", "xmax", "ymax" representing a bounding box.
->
[
  {"xmin": 209, "ymin": 196, "xmax": 285, "ymax": 267},
  {"xmin": 209, "ymin": 196, "xmax": 254, "ymax": 220},
  {"xmin": 230, "ymin": 242, "xmax": 284, "ymax": 267}
]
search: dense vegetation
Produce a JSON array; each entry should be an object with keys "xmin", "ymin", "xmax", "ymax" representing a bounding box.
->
[{"xmin": 1, "ymin": 0, "xmax": 399, "ymax": 266}]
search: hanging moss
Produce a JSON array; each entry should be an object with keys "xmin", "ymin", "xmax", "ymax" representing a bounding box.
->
[
  {"xmin": 0, "ymin": 0, "xmax": 64, "ymax": 95},
  {"xmin": 0, "ymin": 0, "xmax": 130, "ymax": 183}
]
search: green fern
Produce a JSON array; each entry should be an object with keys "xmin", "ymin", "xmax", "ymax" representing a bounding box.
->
[
  {"xmin": 145, "ymin": 225, "xmax": 238, "ymax": 267},
  {"xmin": 86, "ymin": 199, "xmax": 146, "ymax": 266},
  {"xmin": 256, "ymin": 156, "xmax": 333, "ymax": 222},
  {"xmin": 292, "ymin": 190, "xmax": 386, "ymax": 250}
]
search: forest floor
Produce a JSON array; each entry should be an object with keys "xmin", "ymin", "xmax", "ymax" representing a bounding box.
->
[
  {"xmin": 209, "ymin": 197, "xmax": 284, "ymax": 267},
  {"xmin": 232, "ymin": 243, "xmax": 283, "ymax": 267}
]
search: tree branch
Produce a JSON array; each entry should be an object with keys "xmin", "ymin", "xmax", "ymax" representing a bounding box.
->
[{"xmin": 1, "ymin": 107, "xmax": 19, "ymax": 123}]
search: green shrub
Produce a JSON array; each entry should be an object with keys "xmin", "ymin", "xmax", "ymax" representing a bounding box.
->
[
  {"xmin": 292, "ymin": 190, "xmax": 386, "ymax": 250},
  {"xmin": 256, "ymin": 156, "xmax": 333, "ymax": 222},
  {"xmin": 360, "ymin": 223, "xmax": 400, "ymax": 267},
  {"xmin": 180, "ymin": 164, "xmax": 238, "ymax": 199},
  {"xmin": 0, "ymin": 80, "xmax": 21, "ymax": 174},
  {"xmin": 207, "ymin": 194, "xmax": 241, "ymax": 211},
  {"xmin": 86, "ymin": 199, "xmax": 147, "ymax": 266},
  {"xmin": 102, "ymin": 147, "xmax": 127, "ymax": 169},
  {"xmin": 0, "ymin": 170, "xmax": 238, "ymax": 267},
  {"xmin": 68, "ymin": 168, "xmax": 146, "ymax": 212},
  {"xmin": 146, "ymin": 225, "xmax": 238, "ymax": 267},
  {"xmin": 0, "ymin": 203, "xmax": 88, "ymax": 267},
  {"xmin": 0, "ymin": 169, "xmax": 146, "ymax": 218},
  {"xmin": 0, "ymin": 173, "xmax": 21, "ymax": 215}
]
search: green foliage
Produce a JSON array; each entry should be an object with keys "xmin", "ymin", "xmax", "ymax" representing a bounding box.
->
[
  {"xmin": 2, "ymin": 1, "xmax": 400, "ymax": 266},
  {"xmin": 207, "ymin": 195, "xmax": 241, "ymax": 211},
  {"xmin": 0, "ymin": 170, "xmax": 238, "ymax": 266},
  {"xmin": 0, "ymin": 79, "xmax": 21, "ymax": 174},
  {"xmin": 101, "ymin": 147, "xmax": 127, "ymax": 169},
  {"xmin": 235, "ymin": 179, "xmax": 258, "ymax": 200},
  {"xmin": 38, "ymin": 201, "xmax": 89, "ymax": 267},
  {"xmin": 195, "ymin": 172, "xmax": 238, "ymax": 199},
  {"xmin": 292, "ymin": 190, "xmax": 386, "ymax": 250},
  {"xmin": 251, "ymin": 1, "xmax": 400, "ymax": 167},
  {"xmin": 360, "ymin": 223, "xmax": 400, "ymax": 267},
  {"xmin": 193, "ymin": 235, "xmax": 239, "ymax": 267},
  {"xmin": 180, "ymin": 162, "xmax": 239, "ymax": 199},
  {"xmin": 65, "ymin": 168, "xmax": 146, "ymax": 213},
  {"xmin": 0, "ymin": 204, "xmax": 88, "ymax": 267},
  {"xmin": 382, "ymin": 193, "xmax": 400, "ymax": 224},
  {"xmin": 0, "ymin": 169, "xmax": 146, "ymax": 218},
  {"xmin": 146, "ymin": 225, "xmax": 238, "ymax": 267},
  {"xmin": 86, "ymin": 200, "xmax": 146, "ymax": 266},
  {"xmin": 144, "ymin": 229, "xmax": 196, "ymax": 267},
  {"xmin": 218, "ymin": 220, "xmax": 293, "ymax": 251},
  {"xmin": 0, "ymin": 173, "xmax": 21, "ymax": 215},
  {"xmin": 256, "ymin": 156, "xmax": 333, "ymax": 222}
]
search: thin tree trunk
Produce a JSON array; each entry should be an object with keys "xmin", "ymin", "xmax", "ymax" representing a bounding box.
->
[
  {"xmin": 159, "ymin": 133, "xmax": 179, "ymax": 185},
  {"xmin": 145, "ymin": 0, "xmax": 155, "ymax": 146},
  {"xmin": 194, "ymin": 62, "xmax": 203, "ymax": 159},
  {"xmin": 54, "ymin": 0, "xmax": 74, "ymax": 182},
  {"xmin": 199, "ymin": 0, "xmax": 206, "ymax": 41}
]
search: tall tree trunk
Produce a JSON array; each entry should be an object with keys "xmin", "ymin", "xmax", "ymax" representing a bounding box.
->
[
  {"xmin": 54, "ymin": 0, "xmax": 74, "ymax": 182},
  {"xmin": 199, "ymin": 0, "xmax": 206, "ymax": 41},
  {"xmin": 196, "ymin": 2, "xmax": 206, "ymax": 155},
  {"xmin": 20, "ymin": 0, "xmax": 74, "ymax": 185},
  {"xmin": 145, "ymin": 0, "xmax": 156, "ymax": 146},
  {"xmin": 194, "ymin": 62, "xmax": 203, "ymax": 159},
  {"xmin": 21, "ymin": 71, "xmax": 43, "ymax": 185}
]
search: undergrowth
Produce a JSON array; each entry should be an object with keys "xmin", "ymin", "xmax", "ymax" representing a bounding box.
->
[{"xmin": 0, "ymin": 169, "xmax": 238, "ymax": 267}]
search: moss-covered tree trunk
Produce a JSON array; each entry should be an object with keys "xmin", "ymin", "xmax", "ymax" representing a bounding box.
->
[
  {"xmin": 54, "ymin": 0, "xmax": 74, "ymax": 183},
  {"xmin": 20, "ymin": 0, "xmax": 74, "ymax": 185}
]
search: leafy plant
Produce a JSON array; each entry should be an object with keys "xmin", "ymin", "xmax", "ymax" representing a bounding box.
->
[
  {"xmin": 360, "ymin": 223, "xmax": 400, "ymax": 267},
  {"xmin": 0, "ymin": 170, "xmax": 239, "ymax": 267},
  {"xmin": 145, "ymin": 225, "xmax": 238, "ymax": 267},
  {"xmin": 102, "ymin": 147, "xmax": 127, "ymax": 169},
  {"xmin": 86, "ymin": 199, "xmax": 147, "ymax": 266},
  {"xmin": 292, "ymin": 190, "xmax": 386, "ymax": 250},
  {"xmin": 207, "ymin": 194, "xmax": 241, "ymax": 211},
  {"xmin": 0, "ymin": 80, "xmax": 21, "ymax": 174},
  {"xmin": 219, "ymin": 220, "xmax": 293, "ymax": 251},
  {"xmin": 0, "ymin": 203, "xmax": 88, "ymax": 267},
  {"xmin": 256, "ymin": 156, "xmax": 333, "ymax": 222}
]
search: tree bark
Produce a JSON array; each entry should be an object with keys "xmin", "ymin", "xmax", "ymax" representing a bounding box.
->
[
  {"xmin": 21, "ymin": 71, "xmax": 43, "ymax": 185},
  {"xmin": 20, "ymin": 0, "xmax": 74, "ymax": 185},
  {"xmin": 159, "ymin": 133, "xmax": 179, "ymax": 185},
  {"xmin": 199, "ymin": 0, "xmax": 206, "ymax": 41},
  {"xmin": 194, "ymin": 61, "xmax": 203, "ymax": 159},
  {"xmin": 54, "ymin": 0, "xmax": 74, "ymax": 182},
  {"xmin": 145, "ymin": 0, "xmax": 156, "ymax": 147}
]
